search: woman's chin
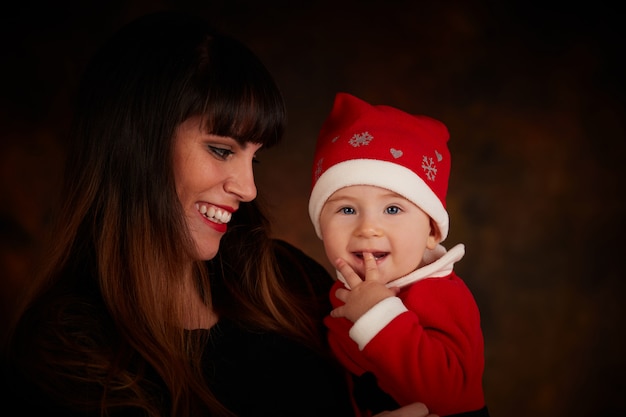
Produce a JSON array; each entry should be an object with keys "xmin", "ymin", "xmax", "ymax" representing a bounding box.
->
[{"xmin": 193, "ymin": 241, "xmax": 221, "ymax": 261}]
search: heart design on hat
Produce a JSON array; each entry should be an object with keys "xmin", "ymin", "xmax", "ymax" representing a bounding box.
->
[{"xmin": 390, "ymin": 148, "xmax": 403, "ymax": 158}]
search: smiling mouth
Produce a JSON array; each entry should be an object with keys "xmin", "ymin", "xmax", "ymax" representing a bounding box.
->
[{"xmin": 196, "ymin": 203, "xmax": 232, "ymax": 224}]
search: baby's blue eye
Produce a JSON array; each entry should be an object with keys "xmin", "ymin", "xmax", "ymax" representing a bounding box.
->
[
  {"xmin": 340, "ymin": 207, "xmax": 355, "ymax": 215},
  {"xmin": 386, "ymin": 206, "xmax": 400, "ymax": 214}
]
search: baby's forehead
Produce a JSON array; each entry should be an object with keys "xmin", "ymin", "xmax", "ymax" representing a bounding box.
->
[{"xmin": 327, "ymin": 184, "xmax": 407, "ymax": 200}]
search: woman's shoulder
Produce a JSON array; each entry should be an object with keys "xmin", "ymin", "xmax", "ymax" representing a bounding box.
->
[
  {"xmin": 8, "ymin": 285, "xmax": 117, "ymax": 379},
  {"xmin": 3, "ymin": 287, "xmax": 121, "ymax": 416}
]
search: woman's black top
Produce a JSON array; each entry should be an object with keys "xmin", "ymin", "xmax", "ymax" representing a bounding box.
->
[{"xmin": 1, "ymin": 240, "xmax": 355, "ymax": 417}]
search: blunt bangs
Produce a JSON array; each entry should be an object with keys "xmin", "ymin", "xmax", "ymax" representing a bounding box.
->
[{"xmin": 193, "ymin": 35, "xmax": 286, "ymax": 148}]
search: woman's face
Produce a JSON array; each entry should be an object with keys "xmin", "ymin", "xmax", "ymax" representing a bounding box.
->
[{"xmin": 173, "ymin": 116, "xmax": 262, "ymax": 260}]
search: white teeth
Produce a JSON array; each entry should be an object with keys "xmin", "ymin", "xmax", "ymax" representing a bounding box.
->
[{"xmin": 195, "ymin": 203, "xmax": 232, "ymax": 224}]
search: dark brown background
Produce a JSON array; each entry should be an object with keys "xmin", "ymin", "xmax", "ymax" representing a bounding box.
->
[{"xmin": 1, "ymin": 1, "xmax": 624, "ymax": 416}]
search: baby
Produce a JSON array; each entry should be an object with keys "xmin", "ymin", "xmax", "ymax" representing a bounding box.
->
[{"xmin": 308, "ymin": 92, "xmax": 489, "ymax": 417}]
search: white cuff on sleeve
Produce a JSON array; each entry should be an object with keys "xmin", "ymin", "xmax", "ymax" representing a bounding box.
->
[{"xmin": 348, "ymin": 296, "xmax": 408, "ymax": 350}]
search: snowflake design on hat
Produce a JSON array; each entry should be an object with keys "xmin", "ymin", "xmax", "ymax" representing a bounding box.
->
[
  {"xmin": 422, "ymin": 155, "xmax": 437, "ymax": 181},
  {"xmin": 349, "ymin": 131, "xmax": 373, "ymax": 147}
]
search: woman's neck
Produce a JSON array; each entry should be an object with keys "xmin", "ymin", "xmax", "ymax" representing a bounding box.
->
[
  {"xmin": 181, "ymin": 269, "xmax": 218, "ymax": 330},
  {"xmin": 183, "ymin": 302, "xmax": 217, "ymax": 330}
]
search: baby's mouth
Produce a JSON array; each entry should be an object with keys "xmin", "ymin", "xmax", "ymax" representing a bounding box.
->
[
  {"xmin": 196, "ymin": 203, "xmax": 232, "ymax": 224},
  {"xmin": 355, "ymin": 252, "xmax": 388, "ymax": 260}
]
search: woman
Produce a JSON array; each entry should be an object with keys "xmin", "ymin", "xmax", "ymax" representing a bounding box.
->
[{"xmin": 1, "ymin": 11, "xmax": 436, "ymax": 417}]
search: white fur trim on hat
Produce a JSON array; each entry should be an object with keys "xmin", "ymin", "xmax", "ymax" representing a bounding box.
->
[{"xmin": 308, "ymin": 158, "xmax": 449, "ymax": 241}]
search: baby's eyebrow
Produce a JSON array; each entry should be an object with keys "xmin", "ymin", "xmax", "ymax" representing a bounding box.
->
[{"xmin": 326, "ymin": 193, "xmax": 354, "ymax": 201}]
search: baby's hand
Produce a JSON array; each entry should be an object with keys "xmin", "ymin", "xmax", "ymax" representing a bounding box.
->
[{"xmin": 330, "ymin": 252, "xmax": 398, "ymax": 322}]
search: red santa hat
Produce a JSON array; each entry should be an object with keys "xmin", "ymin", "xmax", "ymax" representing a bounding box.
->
[{"xmin": 308, "ymin": 92, "xmax": 451, "ymax": 242}]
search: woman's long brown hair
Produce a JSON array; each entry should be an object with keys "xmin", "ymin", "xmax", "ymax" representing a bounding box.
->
[{"xmin": 3, "ymin": 11, "xmax": 323, "ymax": 417}]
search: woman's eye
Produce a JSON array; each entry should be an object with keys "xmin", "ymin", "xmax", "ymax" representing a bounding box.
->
[
  {"xmin": 208, "ymin": 146, "xmax": 234, "ymax": 160},
  {"xmin": 385, "ymin": 206, "xmax": 401, "ymax": 215},
  {"xmin": 340, "ymin": 207, "xmax": 355, "ymax": 215}
]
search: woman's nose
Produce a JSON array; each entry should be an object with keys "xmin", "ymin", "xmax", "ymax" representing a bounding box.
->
[{"xmin": 224, "ymin": 161, "xmax": 257, "ymax": 202}]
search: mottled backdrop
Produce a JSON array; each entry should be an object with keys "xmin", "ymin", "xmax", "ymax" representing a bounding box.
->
[{"xmin": 1, "ymin": 1, "xmax": 624, "ymax": 416}]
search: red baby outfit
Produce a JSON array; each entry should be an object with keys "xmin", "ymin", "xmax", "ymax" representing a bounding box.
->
[{"xmin": 325, "ymin": 244, "xmax": 487, "ymax": 416}]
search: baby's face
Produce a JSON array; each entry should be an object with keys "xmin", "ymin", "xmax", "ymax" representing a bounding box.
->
[{"xmin": 319, "ymin": 185, "xmax": 438, "ymax": 284}]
